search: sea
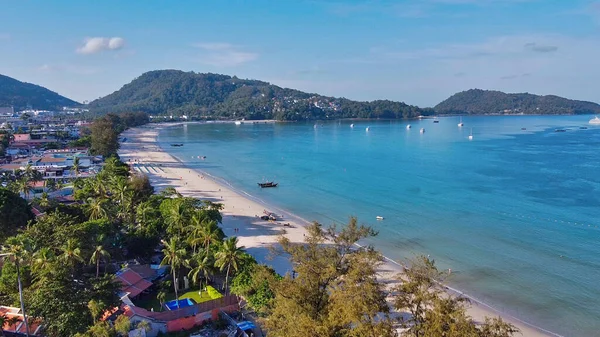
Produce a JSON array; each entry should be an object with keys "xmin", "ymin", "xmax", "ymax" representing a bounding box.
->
[{"xmin": 159, "ymin": 115, "xmax": 600, "ymax": 337}]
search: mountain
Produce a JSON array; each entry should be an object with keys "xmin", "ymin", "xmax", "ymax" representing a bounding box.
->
[
  {"xmin": 89, "ymin": 70, "xmax": 430, "ymax": 120},
  {"xmin": 434, "ymin": 89, "xmax": 600, "ymax": 115},
  {"xmin": 0, "ymin": 74, "xmax": 79, "ymax": 111}
]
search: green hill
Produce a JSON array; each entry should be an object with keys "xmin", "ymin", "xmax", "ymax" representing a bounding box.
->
[
  {"xmin": 89, "ymin": 70, "xmax": 430, "ymax": 120},
  {"xmin": 0, "ymin": 74, "xmax": 79, "ymax": 111},
  {"xmin": 434, "ymin": 89, "xmax": 600, "ymax": 115}
]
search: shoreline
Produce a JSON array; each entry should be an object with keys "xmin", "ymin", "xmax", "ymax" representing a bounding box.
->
[{"xmin": 119, "ymin": 124, "xmax": 558, "ymax": 337}]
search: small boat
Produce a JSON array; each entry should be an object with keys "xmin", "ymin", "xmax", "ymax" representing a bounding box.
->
[
  {"xmin": 376, "ymin": 216, "xmax": 384, "ymax": 220},
  {"xmin": 170, "ymin": 143, "xmax": 184, "ymax": 147},
  {"xmin": 406, "ymin": 124, "xmax": 411, "ymax": 129},
  {"xmin": 258, "ymin": 182, "xmax": 278, "ymax": 188},
  {"xmin": 235, "ymin": 121, "xmax": 242, "ymax": 125},
  {"xmin": 314, "ymin": 124, "xmax": 318, "ymax": 129},
  {"xmin": 420, "ymin": 128, "xmax": 425, "ymax": 133},
  {"xmin": 580, "ymin": 127, "xmax": 588, "ymax": 130},
  {"xmin": 366, "ymin": 127, "xmax": 370, "ymax": 132},
  {"xmin": 589, "ymin": 116, "xmax": 600, "ymax": 125},
  {"xmin": 521, "ymin": 127, "xmax": 527, "ymax": 131},
  {"xmin": 350, "ymin": 123, "xmax": 354, "ymax": 128},
  {"xmin": 468, "ymin": 128, "xmax": 473, "ymax": 140},
  {"xmin": 457, "ymin": 117, "xmax": 464, "ymax": 127},
  {"xmin": 433, "ymin": 118, "xmax": 440, "ymax": 124},
  {"xmin": 554, "ymin": 129, "xmax": 566, "ymax": 133}
]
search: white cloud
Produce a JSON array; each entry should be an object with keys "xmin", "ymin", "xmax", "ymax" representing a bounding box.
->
[
  {"xmin": 193, "ymin": 42, "xmax": 258, "ymax": 67},
  {"xmin": 76, "ymin": 37, "xmax": 125, "ymax": 54}
]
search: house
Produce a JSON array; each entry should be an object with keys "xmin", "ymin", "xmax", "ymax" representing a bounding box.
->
[
  {"xmin": 0, "ymin": 306, "xmax": 43, "ymax": 336},
  {"xmin": 116, "ymin": 268, "xmax": 154, "ymax": 298},
  {"xmin": 119, "ymin": 295, "xmax": 239, "ymax": 337},
  {"xmin": 12, "ymin": 134, "xmax": 30, "ymax": 142}
]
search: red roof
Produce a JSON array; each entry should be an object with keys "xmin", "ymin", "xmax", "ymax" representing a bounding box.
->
[{"xmin": 116, "ymin": 268, "xmax": 153, "ymax": 298}]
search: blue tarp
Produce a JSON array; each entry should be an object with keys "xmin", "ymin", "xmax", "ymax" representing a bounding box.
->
[{"xmin": 237, "ymin": 321, "xmax": 256, "ymax": 330}]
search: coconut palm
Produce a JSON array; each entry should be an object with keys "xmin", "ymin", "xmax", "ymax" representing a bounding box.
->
[
  {"xmin": 157, "ymin": 291, "xmax": 166, "ymax": 310},
  {"xmin": 214, "ymin": 237, "xmax": 246, "ymax": 292},
  {"xmin": 187, "ymin": 252, "xmax": 213, "ymax": 294},
  {"xmin": 32, "ymin": 247, "xmax": 55, "ymax": 276},
  {"xmin": 90, "ymin": 245, "xmax": 110, "ymax": 278},
  {"xmin": 16, "ymin": 177, "xmax": 31, "ymax": 200},
  {"xmin": 38, "ymin": 192, "xmax": 50, "ymax": 209},
  {"xmin": 136, "ymin": 320, "xmax": 152, "ymax": 336},
  {"xmin": 164, "ymin": 200, "xmax": 190, "ymax": 234},
  {"xmin": 160, "ymin": 238, "xmax": 187, "ymax": 308},
  {"xmin": 60, "ymin": 238, "xmax": 84, "ymax": 268},
  {"xmin": 72, "ymin": 157, "xmax": 81, "ymax": 177},
  {"xmin": 86, "ymin": 197, "xmax": 111, "ymax": 220},
  {"xmin": 198, "ymin": 220, "xmax": 224, "ymax": 255}
]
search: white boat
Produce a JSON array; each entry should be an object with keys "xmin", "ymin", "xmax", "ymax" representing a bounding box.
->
[
  {"xmin": 420, "ymin": 128, "xmax": 425, "ymax": 133},
  {"xmin": 406, "ymin": 124, "xmax": 411, "ymax": 129},
  {"xmin": 458, "ymin": 117, "xmax": 464, "ymax": 127},
  {"xmin": 376, "ymin": 216, "xmax": 384, "ymax": 220},
  {"xmin": 350, "ymin": 123, "xmax": 354, "ymax": 128},
  {"xmin": 589, "ymin": 116, "xmax": 600, "ymax": 125},
  {"xmin": 468, "ymin": 128, "xmax": 473, "ymax": 140},
  {"xmin": 366, "ymin": 127, "xmax": 370, "ymax": 132},
  {"xmin": 314, "ymin": 124, "xmax": 318, "ymax": 129},
  {"xmin": 234, "ymin": 121, "xmax": 242, "ymax": 125}
]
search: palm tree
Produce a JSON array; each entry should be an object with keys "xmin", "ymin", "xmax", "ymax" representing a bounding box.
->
[
  {"xmin": 1, "ymin": 237, "xmax": 31, "ymax": 336},
  {"xmin": 38, "ymin": 192, "xmax": 50, "ymax": 209},
  {"xmin": 198, "ymin": 220, "xmax": 223, "ymax": 255},
  {"xmin": 72, "ymin": 157, "xmax": 81, "ymax": 177},
  {"xmin": 157, "ymin": 291, "xmax": 166, "ymax": 310},
  {"xmin": 214, "ymin": 237, "xmax": 246, "ymax": 293},
  {"xmin": 160, "ymin": 238, "xmax": 187, "ymax": 308},
  {"xmin": 136, "ymin": 320, "xmax": 152, "ymax": 337},
  {"xmin": 87, "ymin": 197, "xmax": 110, "ymax": 220},
  {"xmin": 164, "ymin": 200, "xmax": 190, "ymax": 234},
  {"xmin": 187, "ymin": 253, "xmax": 213, "ymax": 294},
  {"xmin": 17, "ymin": 177, "xmax": 31, "ymax": 200},
  {"xmin": 32, "ymin": 247, "xmax": 54, "ymax": 276},
  {"xmin": 90, "ymin": 245, "xmax": 110, "ymax": 278},
  {"xmin": 87, "ymin": 299, "xmax": 104, "ymax": 324},
  {"xmin": 60, "ymin": 238, "xmax": 84, "ymax": 269}
]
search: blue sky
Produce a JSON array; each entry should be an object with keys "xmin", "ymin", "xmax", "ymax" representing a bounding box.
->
[{"xmin": 1, "ymin": 0, "xmax": 599, "ymax": 107}]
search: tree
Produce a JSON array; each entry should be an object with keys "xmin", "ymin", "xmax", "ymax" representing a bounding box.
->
[
  {"xmin": 160, "ymin": 238, "xmax": 187, "ymax": 308},
  {"xmin": 393, "ymin": 256, "xmax": 518, "ymax": 337},
  {"xmin": 261, "ymin": 217, "xmax": 395, "ymax": 337},
  {"xmin": 90, "ymin": 245, "xmax": 110, "ymax": 278},
  {"xmin": 60, "ymin": 238, "xmax": 84, "ymax": 269},
  {"xmin": 198, "ymin": 219, "xmax": 224, "ymax": 255},
  {"xmin": 157, "ymin": 291, "xmax": 166, "ymax": 310},
  {"xmin": 136, "ymin": 320, "xmax": 152, "ymax": 336},
  {"xmin": 72, "ymin": 157, "xmax": 81, "ymax": 177},
  {"xmin": 90, "ymin": 115, "xmax": 120, "ymax": 157},
  {"xmin": 0, "ymin": 188, "xmax": 34, "ymax": 243},
  {"xmin": 87, "ymin": 299, "xmax": 104, "ymax": 324},
  {"xmin": 187, "ymin": 252, "xmax": 213, "ymax": 293},
  {"xmin": 32, "ymin": 247, "xmax": 55, "ymax": 278},
  {"xmin": 214, "ymin": 237, "xmax": 246, "ymax": 292},
  {"xmin": 16, "ymin": 177, "xmax": 32, "ymax": 200},
  {"xmin": 86, "ymin": 197, "xmax": 111, "ymax": 221},
  {"xmin": 114, "ymin": 315, "xmax": 131, "ymax": 336}
]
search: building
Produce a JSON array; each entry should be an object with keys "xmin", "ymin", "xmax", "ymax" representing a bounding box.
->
[
  {"xmin": 0, "ymin": 107, "xmax": 14, "ymax": 115},
  {"xmin": 0, "ymin": 306, "xmax": 43, "ymax": 336}
]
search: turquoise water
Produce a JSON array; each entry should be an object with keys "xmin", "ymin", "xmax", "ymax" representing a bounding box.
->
[{"xmin": 159, "ymin": 116, "xmax": 600, "ymax": 336}]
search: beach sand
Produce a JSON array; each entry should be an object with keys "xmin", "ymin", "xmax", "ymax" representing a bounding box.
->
[{"xmin": 119, "ymin": 124, "xmax": 555, "ymax": 337}]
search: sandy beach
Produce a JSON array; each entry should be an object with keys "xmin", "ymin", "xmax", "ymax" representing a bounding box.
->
[{"xmin": 119, "ymin": 124, "xmax": 555, "ymax": 337}]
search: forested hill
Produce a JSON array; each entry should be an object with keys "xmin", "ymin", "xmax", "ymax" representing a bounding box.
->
[
  {"xmin": 434, "ymin": 89, "xmax": 600, "ymax": 115},
  {"xmin": 89, "ymin": 70, "xmax": 430, "ymax": 120},
  {"xmin": 0, "ymin": 74, "xmax": 79, "ymax": 111}
]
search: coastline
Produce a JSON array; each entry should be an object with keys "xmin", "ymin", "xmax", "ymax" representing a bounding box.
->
[{"xmin": 119, "ymin": 124, "xmax": 557, "ymax": 337}]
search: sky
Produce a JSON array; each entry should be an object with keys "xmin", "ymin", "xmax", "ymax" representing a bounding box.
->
[{"xmin": 1, "ymin": 0, "xmax": 599, "ymax": 107}]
